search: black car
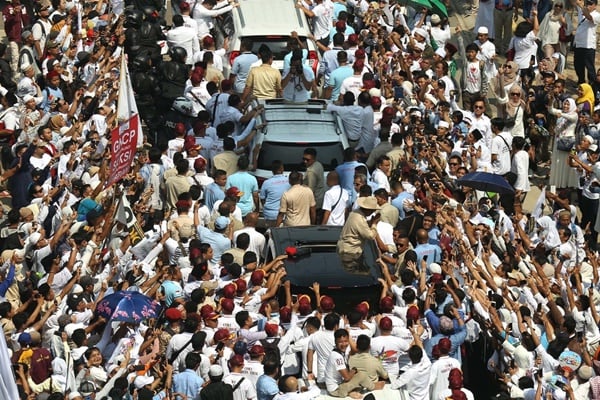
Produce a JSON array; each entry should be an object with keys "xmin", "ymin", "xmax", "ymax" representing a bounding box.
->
[{"xmin": 267, "ymin": 226, "xmax": 383, "ymax": 315}]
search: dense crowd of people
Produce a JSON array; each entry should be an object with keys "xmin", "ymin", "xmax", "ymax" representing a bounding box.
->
[{"xmin": 2, "ymin": 0, "xmax": 600, "ymax": 398}]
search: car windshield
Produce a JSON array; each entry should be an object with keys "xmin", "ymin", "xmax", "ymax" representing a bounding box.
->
[
  {"xmin": 248, "ymin": 36, "xmax": 307, "ymax": 60},
  {"xmin": 257, "ymin": 142, "xmax": 343, "ymax": 171}
]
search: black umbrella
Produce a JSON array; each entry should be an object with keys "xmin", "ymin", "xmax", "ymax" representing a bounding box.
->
[{"xmin": 457, "ymin": 172, "xmax": 515, "ymax": 194}]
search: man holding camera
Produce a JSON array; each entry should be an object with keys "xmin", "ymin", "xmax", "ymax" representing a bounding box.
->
[{"xmin": 281, "ymin": 49, "xmax": 315, "ymax": 103}]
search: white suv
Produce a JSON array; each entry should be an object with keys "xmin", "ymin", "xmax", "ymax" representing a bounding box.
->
[
  {"xmin": 249, "ymin": 99, "xmax": 349, "ymax": 186},
  {"xmin": 225, "ymin": 0, "xmax": 319, "ymax": 76}
]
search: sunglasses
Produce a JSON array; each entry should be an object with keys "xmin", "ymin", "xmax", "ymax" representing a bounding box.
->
[
  {"xmin": 554, "ymin": 4, "xmax": 563, "ymax": 7},
  {"xmin": 474, "ymin": 105, "xmax": 485, "ymax": 109},
  {"xmin": 449, "ymin": 163, "xmax": 459, "ymax": 166},
  {"xmin": 510, "ymin": 92, "xmax": 521, "ymax": 96}
]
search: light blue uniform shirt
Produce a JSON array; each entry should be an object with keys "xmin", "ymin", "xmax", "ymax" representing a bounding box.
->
[
  {"xmin": 226, "ymin": 171, "xmax": 259, "ymax": 216},
  {"xmin": 260, "ymin": 174, "xmax": 290, "ymax": 220}
]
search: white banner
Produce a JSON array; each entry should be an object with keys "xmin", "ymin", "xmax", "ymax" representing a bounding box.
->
[{"xmin": 117, "ymin": 56, "xmax": 143, "ymax": 148}]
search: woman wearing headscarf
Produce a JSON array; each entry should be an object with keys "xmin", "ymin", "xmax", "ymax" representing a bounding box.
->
[
  {"xmin": 536, "ymin": 215, "xmax": 561, "ymax": 250},
  {"xmin": 538, "ymin": 1, "xmax": 570, "ymax": 50},
  {"xmin": 549, "ymin": 98, "xmax": 580, "ymax": 188},
  {"xmin": 576, "ymin": 83, "xmax": 595, "ymax": 113},
  {"xmin": 497, "ymin": 83, "xmax": 526, "ymax": 138}
]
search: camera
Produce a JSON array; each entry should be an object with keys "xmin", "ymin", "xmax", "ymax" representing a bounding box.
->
[{"xmin": 431, "ymin": 182, "xmax": 441, "ymax": 191}]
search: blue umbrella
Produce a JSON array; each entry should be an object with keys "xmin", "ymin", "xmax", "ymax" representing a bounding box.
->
[
  {"xmin": 96, "ymin": 290, "xmax": 160, "ymax": 323},
  {"xmin": 457, "ymin": 172, "xmax": 515, "ymax": 194}
]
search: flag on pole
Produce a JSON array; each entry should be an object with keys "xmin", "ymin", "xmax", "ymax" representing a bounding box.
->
[
  {"xmin": 531, "ymin": 187, "xmax": 546, "ymax": 219},
  {"xmin": 108, "ymin": 56, "xmax": 142, "ymax": 187},
  {"xmin": 115, "ymin": 194, "xmax": 145, "ymax": 245},
  {"xmin": 116, "ymin": 55, "xmax": 144, "ymax": 149}
]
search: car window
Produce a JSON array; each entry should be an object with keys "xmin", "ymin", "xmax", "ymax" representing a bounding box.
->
[
  {"xmin": 248, "ymin": 36, "xmax": 308, "ymax": 60},
  {"xmin": 257, "ymin": 142, "xmax": 343, "ymax": 172}
]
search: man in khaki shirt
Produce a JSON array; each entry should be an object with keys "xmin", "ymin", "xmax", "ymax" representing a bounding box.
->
[
  {"xmin": 165, "ymin": 159, "xmax": 192, "ymax": 210},
  {"xmin": 212, "ymin": 137, "xmax": 239, "ymax": 177},
  {"xmin": 276, "ymin": 171, "xmax": 316, "ymax": 227},
  {"xmin": 337, "ymin": 196, "xmax": 386, "ymax": 274},
  {"xmin": 242, "ymin": 46, "xmax": 282, "ymax": 101},
  {"xmin": 303, "ymin": 147, "xmax": 325, "ymax": 209},
  {"xmin": 349, "ymin": 335, "xmax": 389, "ymax": 384}
]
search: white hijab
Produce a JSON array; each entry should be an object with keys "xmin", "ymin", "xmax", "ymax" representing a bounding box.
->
[{"xmin": 536, "ymin": 216, "xmax": 561, "ymax": 250}]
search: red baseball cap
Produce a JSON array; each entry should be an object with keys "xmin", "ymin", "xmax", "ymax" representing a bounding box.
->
[
  {"xmin": 320, "ymin": 295, "xmax": 335, "ymax": 312},
  {"xmin": 222, "ymin": 284, "xmax": 236, "ymax": 299},
  {"xmin": 214, "ymin": 328, "xmax": 234, "ymax": 342},
  {"xmin": 250, "ymin": 270, "xmax": 265, "ymax": 285},
  {"xmin": 379, "ymin": 296, "xmax": 394, "ymax": 312},
  {"xmin": 220, "ymin": 298, "xmax": 235, "ymax": 313},
  {"xmin": 379, "ymin": 316, "xmax": 393, "ymax": 331}
]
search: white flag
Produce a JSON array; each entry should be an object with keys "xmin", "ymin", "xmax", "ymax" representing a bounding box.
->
[
  {"xmin": 531, "ymin": 187, "xmax": 546, "ymax": 219},
  {"xmin": 0, "ymin": 331, "xmax": 19, "ymax": 400},
  {"xmin": 116, "ymin": 194, "xmax": 136, "ymax": 229},
  {"xmin": 117, "ymin": 56, "xmax": 143, "ymax": 148}
]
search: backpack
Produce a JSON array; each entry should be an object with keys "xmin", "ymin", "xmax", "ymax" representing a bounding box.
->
[{"xmin": 259, "ymin": 338, "xmax": 281, "ymax": 365}]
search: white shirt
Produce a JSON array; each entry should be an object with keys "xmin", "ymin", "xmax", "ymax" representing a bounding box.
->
[
  {"xmin": 322, "ymin": 185, "xmax": 349, "ymax": 226},
  {"xmin": 371, "ymin": 169, "xmax": 391, "ymax": 192},
  {"xmin": 340, "ymin": 75, "xmax": 363, "ymax": 102},
  {"xmin": 511, "ymin": 149, "xmax": 531, "ymax": 192},
  {"xmin": 429, "ymin": 356, "xmax": 461, "ymax": 400},
  {"xmin": 476, "ymin": 39, "xmax": 498, "ymax": 79},
  {"xmin": 181, "ymin": 15, "xmax": 199, "ymax": 33},
  {"xmin": 308, "ymin": 329, "xmax": 335, "ymax": 382},
  {"xmin": 510, "ymin": 31, "xmax": 538, "ymax": 70},
  {"xmin": 469, "ymin": 113, "xmax": 493, "ymax": 148},
  {"xmin": 574, "ymin": 8, "xmax": 600, "ymax": 48},
  {"xmin": 241, "ymin": 360, "xmax": 264, "ymax": 388},
  {"xmin": 491, "ymin": 131, "xmax": 513, "ymax": 175},
  {"xmin": 192, "ymin": 1, "xmax": 234, "ymax": 39},
  {"xmin": 167, "ymin": 26, "xmax": 201, "ymax": 64},
  {"xmin": 464, "ymin": 60, "xmax": 483, "ymax": 95},
  {"xmin": 233, "ymin": 227, "xmax": 266, "ymax": 259},
  {"xmin": 223, "ymin": 372, "xmax": 257, "ymax": 400},
  {"xmin": 390, "ymin": 353, "xmax": 432, "ymax": 400},
  {"xmin": 311, "ymin": 2, "xmax": 333, "ymax": 40},
  {"xmin": 324, "ymin": 349, "xmax": 348, "ymax": 393},
  {"xmin": 370, "ymin": 335, "xmax": 411, "ymax": 378}
]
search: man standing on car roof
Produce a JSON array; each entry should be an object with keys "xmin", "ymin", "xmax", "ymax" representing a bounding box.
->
[{"xmin": 337, "ymin": 196, "xmax": 387, "ymax": 274}]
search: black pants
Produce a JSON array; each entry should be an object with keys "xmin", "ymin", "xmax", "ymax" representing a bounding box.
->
[
  {"xmin": 574, "ymin": 47, "xmax": 596, "ymax": 84},
  {"xmin": 582, "ymin": 194, "xmax": 599, "ymax": 250}
]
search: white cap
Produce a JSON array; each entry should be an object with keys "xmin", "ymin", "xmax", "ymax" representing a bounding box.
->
[
  {"xmin": 477, "ymin": 26, "xmax": 489, "ymax": 35},
  {"xmin": 430, "ymin": 14, "xmax": 441, "ymax": 24},
  {"xmin": 134, "ymin": 374, "xmax": 155, "ymax": 389},
  {"xmin": 435, "ymin": 47, "xmax": 446, "ymax": 58},
  {"xmin": 429, "ymin": 262, "xmax": 442, "ymax": 274},
  {"xmin": 72, "ymin": 284, "xmax": 84, "ymax": 294},
  {"xmin": 414, "ymin": 27, "xmax": 428, "ymax": 39},
  {"xmin": 209, "ymin": 364, "xmax": 224, "ymax": 377},
  {"xmin": 414, "ymin": 41, "xmax": 426, "ymax": 51},
  {"xmin": 68, "ymin": 392, "xmax": 82, "ymax": 400},
  {"xmin": 424, "ymin": 93, "xmax": 438, "ymax": 106},
  {"xmin": 20, "ymin": 61, "xmax": 32, "ymax": 72},
  {"xmin": 438, "ymin": 120, "xmax": 450, "ymax": 129}
]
